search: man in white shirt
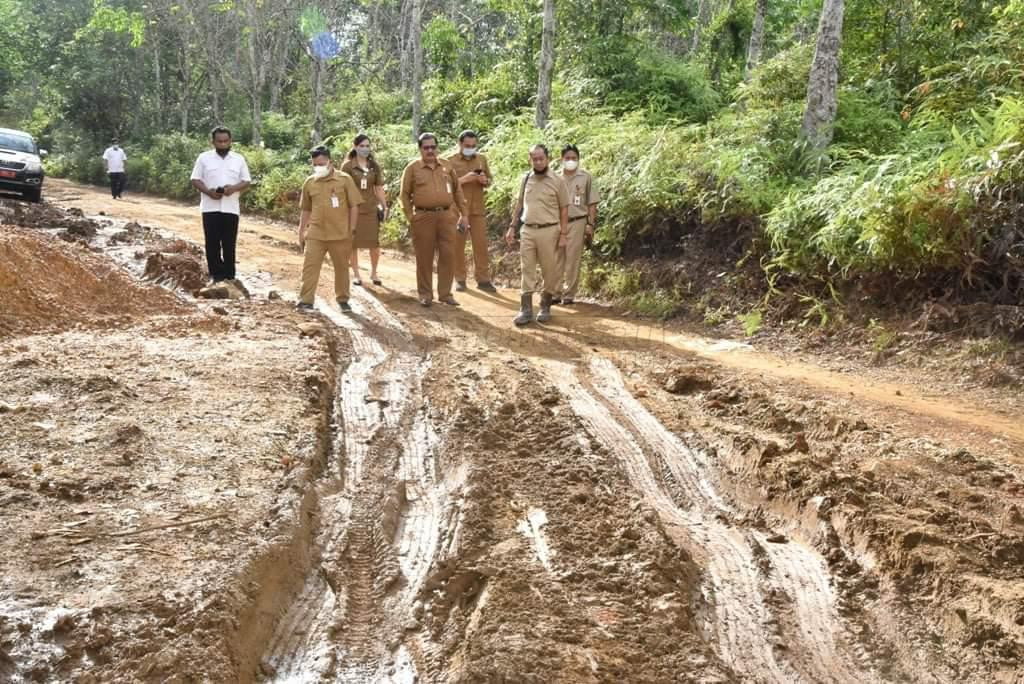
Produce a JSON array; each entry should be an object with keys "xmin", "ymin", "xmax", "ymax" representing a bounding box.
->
[
  {"xmin": 101, "ymin": 139, "xmax": 128, "ymax": 199},
  {"xmin": 189, "ymin": 127, "xmax": 252, "ymax": 282}
]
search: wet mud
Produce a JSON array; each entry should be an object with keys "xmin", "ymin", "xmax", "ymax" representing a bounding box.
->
[{"xmin": 2, "ymin": 191, "xmax": 1022, "ymax": 682}]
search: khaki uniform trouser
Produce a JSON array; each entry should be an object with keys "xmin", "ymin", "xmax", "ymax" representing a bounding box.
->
[
  {"xmin": 521, "ymin": 225, "xmax": 561, "ymax": 296},
  {"xmin": 300, "ymin": 237, "xmax": 352, "ymax": 304},
  {"xmin": 454, "ymin": 214, "xmax": 490, "ymax": 283},
  {"xmin": 554, "ymin": 216, "xmax": 588, "ymax": 298},
  {"xmin": 411, "ymin": 210, "xmax": 457, "ymax": 301}
]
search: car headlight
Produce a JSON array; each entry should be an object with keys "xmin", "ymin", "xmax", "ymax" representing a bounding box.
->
[{"xmin": 24, "ymin": 162, "xmax": 43, "ymax": 174}]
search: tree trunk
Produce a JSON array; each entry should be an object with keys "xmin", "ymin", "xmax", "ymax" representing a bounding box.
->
[
  {"xmin": 535, "ymin": 0, "xmax": 556, "ymax": 129},
  {"xmin": 410, "ymin": 0, "xmax": 423, "ymax": 141},
  {"xmin": 744, "ymin": 0, "xmax": 768, "ymax": 81},
  {"xmin": 153, "ymin": 41, "xmax": 163, "ymax": 128},
  {"xmin": 689, "ymin": 0, "xmax": 714, "ymax": 55},
  {"xmin": 311, "ymin": 57, "xmax": 325, "ymax": 145},
  {"xmin": 801, "ymin": 0, "xmax": 844, "ymax": 152},
  {"xmin": 399, "ymin": 0, "xmax": 413, "ymax": 89}
]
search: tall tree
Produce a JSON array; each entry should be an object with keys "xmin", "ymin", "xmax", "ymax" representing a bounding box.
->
[
  {"xmin": 410, "ymin": 0, "xmax": 424, "ymax": 140},
  {"xmin": 689, "ymin": 0, "xmax": 714, "ymax": 55},
  {"xmin": 535, "ymin": 0, "xmax": 556, "ymax": 129},
  {"xmin": 801, "ymin": 0, "xmax": 844, "ymax": 152},
  {"xmin": 744, "ymin": 0, "xmax": 768, "ymax": 81}
]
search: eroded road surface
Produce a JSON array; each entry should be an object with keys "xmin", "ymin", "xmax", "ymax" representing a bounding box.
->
[{"xmin": 1, "ymin": 182, "xmax": 1022, "ymax": 683}]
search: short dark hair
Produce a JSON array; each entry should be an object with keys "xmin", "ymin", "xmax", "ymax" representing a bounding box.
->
[
  {"xmin": 458, "ymin": 129, "xmax": 478, "ymax": 143},
  {"xmin": 417, "ymin": 132, "xmax": 438, "ymax": 148},
  {"xmin": 310, "ymin": 145, "xmax": 331, "ymax": 159},
  {"xmin": 211, "ymin": 126, "xmax": 232, "ymax": 140},
  {"xmin": 529, "ymin": 143, "xmax": 550, "ymax": 158},
  {"xmin": 561, "ymin": 144, "xmax": 580, "ymax": 158}
]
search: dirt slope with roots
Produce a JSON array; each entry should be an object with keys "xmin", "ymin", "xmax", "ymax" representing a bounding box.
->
[{"xmin": 1, "ymin": 189, "xmax": 1022, "ymax": 682}]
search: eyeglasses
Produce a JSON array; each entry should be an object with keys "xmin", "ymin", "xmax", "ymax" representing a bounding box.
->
[{"xmin": 421, "ymin": 145, "xmax": 437, "ymax": 150}]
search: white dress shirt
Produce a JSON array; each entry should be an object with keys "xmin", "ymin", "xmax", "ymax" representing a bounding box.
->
[
  {"xmin": 189, "ymin": 149, "xmax": 252, "ymax": 215},
  {"xmin": 102, "ymin": 146, "xmax": 127, "ymax": 173}
]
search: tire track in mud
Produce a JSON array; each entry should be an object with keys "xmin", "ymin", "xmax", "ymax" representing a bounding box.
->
[
  {"xmin": 545, "ymin": 357, "xmax": 875, "ymax": 684},
  {"xmin": 261, "ymin": 295, "xmax": 463, "ymax": 683}
]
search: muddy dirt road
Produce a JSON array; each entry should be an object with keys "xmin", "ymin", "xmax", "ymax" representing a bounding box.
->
[{"xmin": 1, "ymin": 183, "xmax": 1022, "ymax": 683}]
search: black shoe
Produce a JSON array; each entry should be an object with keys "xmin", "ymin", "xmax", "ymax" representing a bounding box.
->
[
  {"xmin": 455, "ymin": 281, "xmax": 467, "ymax": 292},
  {"xmin": 353, "ymin": 278, "xmax": 363, "ymax": 286},
  {"xmin": 419, "ymin": 298, "xmax": 432, "ymax": 307},
  {"xmin": 551, "ymin": 296, "xmax": 563, "ymax": 305},
  {"xmin": 296, "ymin": 302, "xmax": 315, "ymax": 312},
  {"xmin": 371, "ymin": 277, "xmax": 382, "ymax": 286},
  {"xmin": 563, "ymin": 297, "xmax": 575, "ymax": 305},
  {"xmin": 477, "ymin": 281, "xmax": 497, "ymax": 293},
  {"xmin": 441, "ymin": 296, "xmax": 459, "ymax": 306},
  {"xmin": 338, "ymin": 300, "xmax": 352, "ymax": 312}
]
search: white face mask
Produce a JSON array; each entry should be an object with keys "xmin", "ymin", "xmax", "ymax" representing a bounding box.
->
[
  {"xmin": 461, "ymin": 147, "xmax": 478, "ymax": 158},
  {"xmin": 312, "ymin": 165, "xmax": 330, "ymax": 178},
  {"xmin": 563, "ymin": 160, "xmax": 579, "ymax": 171},
  {"xmin": 356, "ymin": 146, "xmax": 371, "ymax": 158}
]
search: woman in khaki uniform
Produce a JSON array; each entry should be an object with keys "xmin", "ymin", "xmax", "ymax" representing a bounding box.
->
[{"xmin": 341, "ymin": 134, "xmax": 388, "ymax": 286}]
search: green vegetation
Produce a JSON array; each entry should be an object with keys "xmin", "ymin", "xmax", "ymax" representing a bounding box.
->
[{"xmin": 3, "ymin": 0, "xmax": 1022, "ymax": 317}]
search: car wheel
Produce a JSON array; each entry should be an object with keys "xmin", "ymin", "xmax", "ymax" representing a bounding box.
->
[{"xmin": 24, "ymin": 187, "xmax": 41, "ymax": 203}]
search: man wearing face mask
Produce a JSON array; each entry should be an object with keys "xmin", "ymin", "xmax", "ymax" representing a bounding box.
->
[
  {"xmin": 444, "ymin": 130, "xmax": 497, "ymax": 293},
  {"xmin": 399, "ymin": 132, "xmax": 470, "ymax": 308},
  {"xmin": 189, "ymin": 127, "xmax": 252, "ymax": 283},
  {"xmin": 296, "ymin": 146, "xmax": 362, "ymax": 313},
  {"xmin": 504, "ymin": 144, "xmax": 569, "ymax": 326},
  {"xmin": 552, "ymin": 144, "xmax": 600, "ymax": 305}
]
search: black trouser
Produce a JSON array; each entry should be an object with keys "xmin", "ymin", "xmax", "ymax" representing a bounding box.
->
[
  {"xmin": 108, "ymin": 172, "xmax": 126, "ymax": 198},
  {"xmin": 202, "ymin": 212, "xmax": 239, "ymax": 281}
]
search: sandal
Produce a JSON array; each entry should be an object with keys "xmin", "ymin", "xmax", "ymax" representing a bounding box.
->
[
  {"xmin": 353, "ymin": 278, "xmax": 363, "ymax": 286},
  {"xmin": 372, "ymin": 278, "xmax": 383, "ymax": 286}
]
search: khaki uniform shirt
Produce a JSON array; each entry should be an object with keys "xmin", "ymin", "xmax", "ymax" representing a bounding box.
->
[
  {"xmin": 561, "ymin": 169, "xmax": 600, "ymax": 220},
  {"xmin": 522, "ymin": 172, "xmax": 569, "ymax": 225},
  {"xmin": 300, "ymin": 168, "xmax": 363, "ymax": 241},
  {"xmin": 340, "ymin": 159, "xmax": 384, "ymax": 217},
  {"xmin": 444, "ymin": 152, "xmax": 492, "ymax": 217},
  {"xmin": 399, "ymin": 158, "xmax": 468, "ymax": 220}
]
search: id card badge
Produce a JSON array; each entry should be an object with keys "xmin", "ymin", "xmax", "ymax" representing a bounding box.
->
[
  {"xmin": 360, "ymin": 177, "xmax": 368, "ymax": 190},
  {"xmin": 574, "ymin": 194, "xmax": 582, "ymax": 206},
  {"xmin": 331, "ymin": 195, "xmax": 340, "ymax": 209},
  {"xmin": 446, "ymin": 182, "xmax": 452, "ymax": 194}
]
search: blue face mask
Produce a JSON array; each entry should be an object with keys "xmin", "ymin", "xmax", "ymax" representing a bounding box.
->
[
  {"xmin": 461, "ymin": 148, "xmax": 478, "ymax": 158},
  {"xmin": 356, "ymin": 146, "xmax": 371, "ymax": 158}
]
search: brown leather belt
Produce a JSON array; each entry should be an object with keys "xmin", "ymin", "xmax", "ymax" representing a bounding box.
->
[
  {"xmin": 415, "ymin": 206, "xmax": 450, "ymax": 212},
  {"xmin": 524, "ymin": 222, "xmax": 558, "ymax": 228}
]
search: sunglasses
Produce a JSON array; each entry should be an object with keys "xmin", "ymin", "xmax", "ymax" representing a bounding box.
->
[{"xmin": 421, "ymin": 145, "xmax": 437, "ymax": 150}]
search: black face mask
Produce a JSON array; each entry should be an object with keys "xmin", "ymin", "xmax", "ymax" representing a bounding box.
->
[{"xmin": 216, "ymin": 147, "xmax": 231, "ymax": 158}]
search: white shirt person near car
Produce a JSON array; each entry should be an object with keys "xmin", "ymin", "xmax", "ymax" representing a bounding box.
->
[
  {"xmin": 102, "ymin": 144, "xmax": 127, "ymax": 173},
  {"xmin": 189, "ymin": 147, "xmax": 252, "ymax": 216}
]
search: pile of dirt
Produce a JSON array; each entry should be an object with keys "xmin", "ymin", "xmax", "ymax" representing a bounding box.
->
[
  {"xmin": 143, "ymin": 251, "xmax": 207, "ymax": 292},
  {"xmin": 0, "ymin": 226, "xmax": 189, "ymax": 339},
  {"xmin": 0, "ymin": 198, "xmax": 102, "ymax": 240}
]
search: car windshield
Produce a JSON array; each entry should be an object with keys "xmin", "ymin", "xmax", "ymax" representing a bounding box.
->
[{"xmin": 0, "ymin": 132, "xmax": 37, "ymax": 154}]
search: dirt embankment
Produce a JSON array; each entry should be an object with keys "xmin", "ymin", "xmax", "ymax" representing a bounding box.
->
[{"xmin": 0, "ymin": 201, "xmax": 346, "ymax": 682}]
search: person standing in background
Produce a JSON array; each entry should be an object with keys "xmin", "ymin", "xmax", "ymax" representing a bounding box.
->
[
  {"xmin": 340, "ymin": 134, "xmax": 388, "ymax": 287},
  {"xmin": 399, "ymin": 133, "xmax": 469, "ymax": 308},
  {"xmin": 189, "ymin": 127, "xmax": 251, "ymax": 283},
  {"xmin": 445, "ymin": 130, "xmax": 497, "ymax": 293},
  {"xmin": 553, "ymin": 144, "xmax": 600, "ymax": 305},
  {"xmin": 102, "ymin": 139, "xmax": 128, "ymax": 200}
]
